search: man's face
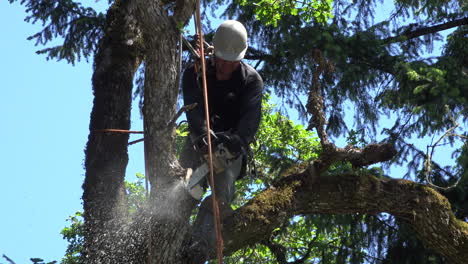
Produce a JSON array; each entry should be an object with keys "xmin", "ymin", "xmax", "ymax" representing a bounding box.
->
[{"xmin": 215, "ymin": 57, "xmax": 240, "ymax": 80}]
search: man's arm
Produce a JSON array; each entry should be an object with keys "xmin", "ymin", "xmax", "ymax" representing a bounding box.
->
[
  {"xmin": 182, "ymin": 66, "xmax": 206, "ymax": 141},
  {"xmin": 236, "ymin": 69, "xmax": 263, "ymax": 145}
]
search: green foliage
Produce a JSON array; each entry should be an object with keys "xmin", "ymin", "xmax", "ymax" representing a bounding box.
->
[
  {"xmin": 381, "ymin": 46, "xmax": 467, "ymax": 137},
  {"xmin": 445, "ymin": 142, "xmax": 468, "ymax": 221},
  {"xmin": 125, "ymin": 173, "xmax": 147, "ymax": 214},
  {"xmin": 225, "ymin": 213, "xmax": 395, "ymax": 263},
  {"xmin": 11, "ymin": 0, "xmax": 467, "ymax": 262},
  {"xmin": 225, "ymin": 97, "xmax": 390, "ymax": 263},
  {"xmin": 29, "ymin": 258, "xmax": 57, "ymax": 264},
  {"xmin": 346, "ymin": 129, "xmax": 368, "ymax": 147},
  {"xmin": 175, "ymin": 122, "xmax": 190, "ymax": 159},
  {"xmin": 222, "ymin": 0, "xmax": 466, "ymax": 143},
  {"xmin": 226, "ymin": 102, "xmax": 322, "ymax": 261},
  {"xmin": 232, "ymin": 95, "xmax": 320, "ymax": 208},
  {"xmin": 59, "ymin": 174, "xmax": 147, "ymax": 264},
  {"xmin": 253, "ymin": 94, "xmax": 320, "ymax": 175},
  {"xmin": 60, "ymin": 212, "xmax": 84, "ymax": 264},
  {"xmin": 8, "ymin": 0, "xmax": 105, "ymax": 64},
  {"xmin": 382, "ymin": 220, "xmax": 446, "ymax": 264},
  {"xmin": 238, "ymin": 0, "xmax": 333, "ymax": 26},
  {"xmin": 217, "ymin": 0, "xmax": 466, "ymax": 260},
  {"xmin": 393, "ymin": 0, "xmax": 466, "ymax": 19}
]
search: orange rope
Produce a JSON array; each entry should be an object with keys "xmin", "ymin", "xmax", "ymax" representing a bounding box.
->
[
  {"xmin": 195, "ymin": 1, "xmax": 224, "ymax": 262},
  {"xmin": 94, "ymin": 129, "xmax": 144, "ymax": 134}
]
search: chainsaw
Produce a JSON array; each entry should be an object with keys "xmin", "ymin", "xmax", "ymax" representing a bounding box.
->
[{"xmin": 184, "ymin": 133, "xmax": 240, "ymax": 200}]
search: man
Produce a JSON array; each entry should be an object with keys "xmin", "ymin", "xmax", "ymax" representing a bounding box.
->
[{"xmin": 181, "ymin": 20, "xmax": 263, "ymax": 262}]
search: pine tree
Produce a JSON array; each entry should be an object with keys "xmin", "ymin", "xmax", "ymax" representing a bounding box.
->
[{"xmin": 8, "ymin": 0, "xmax": 467, "ymax": 263}]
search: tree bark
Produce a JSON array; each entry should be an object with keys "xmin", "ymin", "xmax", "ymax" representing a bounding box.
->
[
  {"xmin": 134, "ymin": 0, "xmax": 196, "ymax": 263},
  {"xmin": 82, "ymin": 0, "xmax": 141, "ymax": 262},
  {"xmin": 384, "ymin": 16, "xmax": 468, "ymax": 43},
  {"xmin": 223, "ymin": 164, "xmax": 468, "ymax": 264},
  {"xmin": 80, "ymin": 1, "xmax": 468, "ymax": 263}
]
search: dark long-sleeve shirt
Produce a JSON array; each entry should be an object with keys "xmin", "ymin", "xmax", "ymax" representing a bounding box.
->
[{"xmin": 182, "ymin": 60, "xmax": 263, "ymax": 146}]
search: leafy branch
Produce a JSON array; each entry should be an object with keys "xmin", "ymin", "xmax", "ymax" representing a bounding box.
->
[
  {"xmin": 9, "ymin": 0, "xmax": 105, "ymax": 64},
  {"xmin": 238, "ymin": 0, "xmax": 333, "ymax": 26}
]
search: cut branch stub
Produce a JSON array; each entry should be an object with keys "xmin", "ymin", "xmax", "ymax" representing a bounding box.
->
[
  {"xmin": 304, "ymin": 49, "xmax": 396, "ymax": 172},
  {"xmin": 314, "ymin": 143, "xmax": 397, "ymax": 173},
  {"xmin": 345, "ymin": 143, "xmax": 397, "ymax": 167},
  {"xmin": 306, "ymin": 49, "xmax": 330, "ymax": 144}
]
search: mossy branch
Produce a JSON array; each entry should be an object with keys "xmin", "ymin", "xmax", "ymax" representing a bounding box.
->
[{"xmin": 223, "ymin": 166, "xmax": 468, "ymax": 264}]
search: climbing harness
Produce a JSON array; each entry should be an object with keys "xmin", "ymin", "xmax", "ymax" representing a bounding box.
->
[{"xmin": 194, "ymin": 0, "xmax": 224, "ymax": 262}]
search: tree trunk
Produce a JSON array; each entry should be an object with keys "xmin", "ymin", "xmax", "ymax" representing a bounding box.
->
[
  {"xmin": 82, "ymin": 0, "xmax": 141, "ymax": 262},
  {"xmin": 81, "ymin": 1, "xmax": 468, "ymax": 263},
  {"xmin": 134, "ymin": 1, "xmax": 196, "ymax": 263},
  {"xmin": 82, "ymin": 0, "xmax": 198, "ymax": 262},
  {"xmin": 141, "ymin": 16, "xmax": 193, "ymax": 264}
]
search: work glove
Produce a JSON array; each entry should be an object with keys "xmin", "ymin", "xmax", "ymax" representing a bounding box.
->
[
  {"xmin": 192, "ymin": 130, "xmax": 217, "ymax": 154},
  {"xmin": 218, "ymin": 133, "xmax": 244, "ymax": 156}
]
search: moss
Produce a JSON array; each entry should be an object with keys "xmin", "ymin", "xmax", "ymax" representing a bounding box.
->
[
  {"xmin": 454, "ymin": 217, "xmax": 468, "ymax": 236},
  {"xmin": 279, "ymin": 161, "xmax": 310, "ymax": 178},
  {"xmin": 408, "ymin": 182, "xmax": 454, "ymax": 210},
  {"xmin": 242, "ymin": 180, "xmax": 301, "ymax": 225}
]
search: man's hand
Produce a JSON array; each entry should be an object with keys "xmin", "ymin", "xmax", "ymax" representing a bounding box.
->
[
  {"xmin": 193, "ymin": 131, "xmax": 244, "ymax": 156},
  {"xmin": 194, "ymin": 34, "xmax": 214, "ymax": 56},
  {"xmin": 219, "ymin": 133, "xmax": 244, "ymax": 156},
  {"xmin": 193, "ymin": 130, "xmax": 216, "ymax": 154}
]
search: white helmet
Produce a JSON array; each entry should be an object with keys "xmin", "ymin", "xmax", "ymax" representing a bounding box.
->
[{"xmin": 213, "ymin": 20, "xmax": 248, "ymax": 61}]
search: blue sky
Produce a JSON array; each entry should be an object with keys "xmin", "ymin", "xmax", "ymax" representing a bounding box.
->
[
  {"xmin": 0, "ymin": 2, "xmax": 89, "ymax": 262},
  {"xmin": 0, "ymin": 1, "xmax": 143, "ymax": 263},
  {"xmin": 1, "ymin": 1, "xmax": 463, "ymax": 263}
]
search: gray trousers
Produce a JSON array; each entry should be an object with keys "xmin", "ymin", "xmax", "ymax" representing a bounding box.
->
[{"xmin": 191, "ymin": 154, "xmax": 243, "ymax": 255}]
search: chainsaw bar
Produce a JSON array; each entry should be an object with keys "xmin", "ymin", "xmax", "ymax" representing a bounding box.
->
[{"xmin": 185, "ymin": 163, "xmax": 210, "ymax": 200}]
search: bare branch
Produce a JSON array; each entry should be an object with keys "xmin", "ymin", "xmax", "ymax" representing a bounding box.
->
[
  {"xmin": 2, "ymin": 255, "xmax": 16, "ymax": 264},
  {"xmin": 262, "ymin": 240, "xmax": 288, "ymax": 264},
  {"xmin": 306, "ymin": 48, "xmax": 334, "ymax": 145},
  {"xmin": 314, "ymin": 143, "xmax": 397, "ymax": 173},
  {"xmin": 338, "ymin": 143, "xmax": 397, "ymax": 167},
  {"xmin": 400, "ymin": 140, "xmax": 447, "ymax": 176},
  {"xmin": 384, "ymin": 16, "xmax": 468, "ymax": 43},
  {"xmin": 303, "ymin": 49, "xmax": 397, "ymax": 172},
  {"xmin": 181, "ymin": 35, "xmax": 200, "ymax": 59},
  {"xmin": 261, "ymin": 233, "xmax": 319, "ymax": 264},
  {"xmin": 424, "ymin": 106, "xmax": 466, "ymax": 190},
  {"xmin": 291, "ymin": 235, "xmax": 320, "ymax": 264},
  {"xmin": 449, "ymin": 133, "xmax": 468, "ymax": 139},
  {"xmin": 168, "ymin": 103, "xmax": 198, "ymax": 127}
]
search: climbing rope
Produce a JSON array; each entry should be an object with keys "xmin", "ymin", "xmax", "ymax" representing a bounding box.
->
[{"xmin": 195, "ymin": 0, "xmax": 224, "ymax": 262}]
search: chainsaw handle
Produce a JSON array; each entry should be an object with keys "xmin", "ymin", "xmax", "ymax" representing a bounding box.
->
[{"xmin": 193, "ymin": 131, "xmax": 230, "ymax": 153}]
